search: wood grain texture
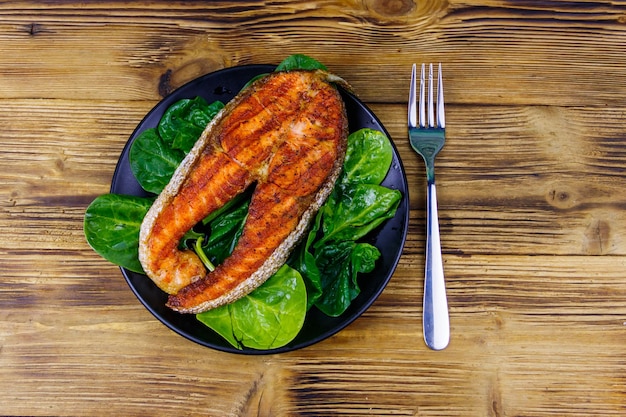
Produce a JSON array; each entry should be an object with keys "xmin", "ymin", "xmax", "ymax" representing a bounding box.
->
[
  {"xmin": 1, "ymin": 1, "xmax": 625, "ymax": 416},
  {"xmin": 0, "ymin": 1, "xmax": 625, "ymax": 104}
]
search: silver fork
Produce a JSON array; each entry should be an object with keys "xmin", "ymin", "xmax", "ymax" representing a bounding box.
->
[{"xmin": 408, "ymin": 63, "xmax": 449, "ymax": 350}]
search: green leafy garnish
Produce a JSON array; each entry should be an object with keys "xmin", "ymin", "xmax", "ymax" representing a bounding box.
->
[
  {"xmin": 289, "ymin": 128, "xmax": 401, "ymax": 316},
  {"xmin": 240, "ymin": 54, "xmax": 327, "ymax": 91},
  {"xmin": 275, "ymin": 54, "xmax": 327, "ymax": 71},
  {"xmin": 193, "ymin": 236, "xmax": 216, "ymax": 272},
  {"xmin": 316, "ymin": 184, "xmax": 401, "ymax": 247},
  {"xmin": 158, "ymin": 97, "xmax": 224, "ymax": 154},
  {"xmin": 200, "ymin": 198, "xmax": 249, "ymax": 266},
  {"xmin": 338, "ymin": 127, "xmax": 394, "ymax": 187},
  {"xmin": 84, "ymin": 194, "xmax": 153, "ymax": 273},
  {"xmin": 197, "ymin": 265, "xmax": 307, "ymax": 350},
  {"xmin": 313, "ymin": 241, "xmax": 380, "ymax": 316},
  {"xmin": 129, "ymin": 128, "xmax": 184, "ymax": 194},
  {"xmin": 129, "ymin": 98, "xmax": 224, "ymax": 195}
]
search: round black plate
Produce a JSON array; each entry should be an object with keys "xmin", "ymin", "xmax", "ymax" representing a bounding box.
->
[{"xmin": 110, "ymin": 65, "xmax": 409, "ymax": 354}]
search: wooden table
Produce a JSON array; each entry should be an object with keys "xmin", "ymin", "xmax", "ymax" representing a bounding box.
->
[{"xmin": 1, "ymin": 1, "xmax": 625, "ymax": 415}]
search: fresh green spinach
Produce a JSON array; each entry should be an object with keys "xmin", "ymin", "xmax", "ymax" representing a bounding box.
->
[
  {"xmin": 240, "ymin": 54, "xmax": 327, "ymax": 91},
  {"xmin": 338, "ymin": 127, "xmax": 394, "ymax": 187},
  {"xmin": 129, "ymin": 128, "xmax": 185, "ymax": 195},
  {"xmin": 289, "ymin": 128, "xmax": 401, "ymax": 316},
  {"xmin": 197, "ymin": 264, "xmax": 307, "ymax": 350},
  {"xmin": 199, "ymin": 198, "xmax": 249, "ymax": 266},
  {"xmin": 158, "ymin": 97, "xmax": 224, "ymax": 154},
  {"xmin": 129, "ymin": 99, "xmax": 223, "ymax": 195},
  {"xmin": 313, "ymin": 241, "xmax": 380, "ymax": 316},
  {"xmin": 84, "ymin": 194, "xmax": 153, "ymax": 273},
  {"xmin": 316, "ymin": 183, "xmax": 401, "ymax": 247},
  {"xmin": 275, "ymin": 54, "xmax": 327, "ymax": 71}
]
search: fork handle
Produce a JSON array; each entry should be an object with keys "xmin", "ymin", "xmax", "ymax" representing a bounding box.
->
[{"xmin": 423, "ymin": 181, "xmax": 450, "ymax": 350}]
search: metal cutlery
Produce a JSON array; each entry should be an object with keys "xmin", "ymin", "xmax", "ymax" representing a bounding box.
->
[{"xmin": 408, "ymin": 63, "xmax": 450, "ymax": 350}]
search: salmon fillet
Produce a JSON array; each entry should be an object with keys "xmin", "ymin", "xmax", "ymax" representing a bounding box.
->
[{"xmin": 138, "ymin": 70, "xmax": 348, "ymax": 314}]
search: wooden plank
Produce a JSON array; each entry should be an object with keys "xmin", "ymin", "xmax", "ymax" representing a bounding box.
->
[
  {"xmin": 376, "ymin": 103, "xmax": 626, "ymax": 256},
  {"xmin": 0, "ymin": 2, "xmax": 624, "ymax": 104},
  {"xmin": 1, "ymin": 100, "xmax": 624, "ymax": 257},
  {"xmin": 0, "ymin": 255, "xmax": 624, "ymax": 416}
]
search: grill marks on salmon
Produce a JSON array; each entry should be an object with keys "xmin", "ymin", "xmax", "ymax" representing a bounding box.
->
[{"xmin": 138, "ymin": 70, "xmax": 348, "ymax": 314}]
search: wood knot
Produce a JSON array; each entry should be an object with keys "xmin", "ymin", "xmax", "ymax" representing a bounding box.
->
[
  {"xmin": 547, "ymin": 187, "xmax": 578, "ymax": 210},
  {"xmin": 26, "ymin": 23, "xmax": 44, "ymax": 36},
  {"xmin": 157, "ymin": 60, "xmax": 222, "ymax": 98},
  {"xmin": 55, "ymin": 157, "xmax": 65, "ymax": 172},
  {"xmin": 235, "ymin": 370, "xmax": 280, "ymax": 416},
  {"xmin": 366, "ymin": 0, "xmax": 416, "ymax": 16},
  {"xmin": 554, "ymin": 190, "xmax": 569, "ymax": 202},
  {"xmin": 158, "ymin": 69, "xmax": 173, "ymax": 97}
]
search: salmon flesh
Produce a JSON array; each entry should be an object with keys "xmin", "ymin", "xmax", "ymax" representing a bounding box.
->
[{"xmin": 138, "ymin": 70, "xmax": 349, "ymax": 314}]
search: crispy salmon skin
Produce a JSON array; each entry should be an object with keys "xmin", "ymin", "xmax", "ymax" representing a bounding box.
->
[{"xmin": 138, "ymin": 70, "xmax": 348, "ymax": 314}]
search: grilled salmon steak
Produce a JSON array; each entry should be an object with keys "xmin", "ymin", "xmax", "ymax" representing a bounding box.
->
[{"xmin": 138, "ymin": 70, "xmax": 348, "ymax": 314}]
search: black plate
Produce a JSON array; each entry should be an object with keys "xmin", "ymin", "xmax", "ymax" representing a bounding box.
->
[{"xmin": 110, "ymin": 65, "xmax": 409, "ymax": 354}]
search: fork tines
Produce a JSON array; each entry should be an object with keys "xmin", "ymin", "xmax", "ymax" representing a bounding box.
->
[{"xmin": 408, "ymin": 63, "xmax": 445, "ymax": 129}]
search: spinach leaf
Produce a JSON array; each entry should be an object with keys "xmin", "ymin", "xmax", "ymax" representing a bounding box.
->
[
  {"xmin": 129, "ymin": 128, "xmax": 184, "ymax": 195},
  {"xmin": 275, "ymin": 54, "xmax": 327, "ymax": 71},
  {"xmin": 291, "ymin": 128, "xmax": 401, "ymax": 317},
  {"xmin": 158, "ymin": 97, "xmax": 224, "ymax": 154},
  {"xmin": 84, "ymin": 194, "xmax": 153, "ymax": 273},
  {"xmin": 292, "ymin": 184, "xmax": 400, "ymax": 314},
  {"xmin": 301, "ymin": 184, "xmax": 399, "ymax": 316},
  {"xmin": 239, "ymin": 54, "xmax": 327, "ymax": 91},
  {"xmin": 314, "ymin": 241, "xmax": 380, "ymax": 317},
  {"xmin": 201, "ymin": 190, "xmax": 250, "ymax": 226},
  {"xmin": 129, "ymin": 98, "xmax": 223, "ymax": 195},
  {"xmin": 196, "ymin": 264, "xmax": 307, "ymax": 350},
  {"xmin": 201, "ymin": 198, "xmax": 249, "ymax": 266},
  {"xmin": 180, "ymin": 227, "xmax": 205, "ymax": 250},
  {"xmin": 315, "ymin": 184, "xmax": 401, "ymax": 247},
  {"xmin": 179, "ymin": 192, "xmax": 250, "ymax": 252},
  {"xmin": 339, "ymin": 128, "xmax": 394, "ymax": 187}
]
